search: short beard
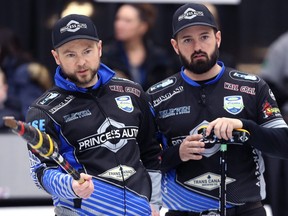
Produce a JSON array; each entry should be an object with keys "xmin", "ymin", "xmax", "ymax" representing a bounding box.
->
[
  {"xmin": 62, "ymin": 65, "xmax": 99, "ymax": 88},
  {"xmin": 179, "ymin": 44, "xmax": 219, "ymax": 75}
]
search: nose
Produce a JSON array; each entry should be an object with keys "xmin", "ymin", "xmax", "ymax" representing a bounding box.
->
[
  {"xmin": 76, "ymin": 56, "xmax": 86, "ymax": 67},
  {"xmin": 193, "ymin": 40, "xmax": 202, "ymax": 51}
]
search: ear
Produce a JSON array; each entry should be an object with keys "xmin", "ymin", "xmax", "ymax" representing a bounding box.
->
[
  {"xmin": 51, "ymin": 50, "xmax": 60, "ymax": 65},
  {"xmin": 215, "ymin": 31, "xmax": 221, "ymax": 48},
  {"xmin": 171, "ymin": 38, "xmax": 179, "ymax": 55},
  {"xmin": 97, "ymin": 40, "xmax": 102, "ymax": 58}
]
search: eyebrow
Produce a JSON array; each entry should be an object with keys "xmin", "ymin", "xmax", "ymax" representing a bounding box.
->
[
  {"xmin": 185, "ymin": 30, "xmax": 211, "ymax": 38},
  {"xmin": 61, "ymin": 45, "xmax": 94, "ymax": 54}
]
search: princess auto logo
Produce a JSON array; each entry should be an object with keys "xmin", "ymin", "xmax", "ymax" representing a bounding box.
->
[
  {"xmin": 60, "ymin": 20, "xmax": 87, "ymax": 33},
  {"xmin": 78, "ymin": 118, "xmax": 138, "ymax": 153}
]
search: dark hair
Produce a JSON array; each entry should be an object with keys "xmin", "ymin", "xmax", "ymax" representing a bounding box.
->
[{"xmin": 117, "ymin": 3, "xmax": 157, "ymax": 35}]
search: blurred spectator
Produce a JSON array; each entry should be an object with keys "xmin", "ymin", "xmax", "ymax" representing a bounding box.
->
[
  {"xmin": 261, "ymin": 31, "xmax": 288, "ymax": 121},
  {"xmin": 102, "ymin": 3, "xmax": 173, "ymax": 90},
  {"xmin": 0, "ymin": 68, "xmax": 22, "ymax": 132},
  {"xmin": 260, "ymin": 31, "xmax": 288, "ymax": 216},
  {"xmin": 0, "ymin": 27, "xmax": 53, "ymax": 119}
]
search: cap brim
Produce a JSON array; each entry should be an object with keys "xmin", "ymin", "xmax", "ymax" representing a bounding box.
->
[
  {"xmin": 173, "ymin": 23, "xmax": 217, "ymax": 38},
  {"xmin": 53, "ymin": 35, "xmax": 99, "ymax": 48}
]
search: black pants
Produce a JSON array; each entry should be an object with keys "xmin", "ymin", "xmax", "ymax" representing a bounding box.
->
[{"xmin": 165, "ymin": 201, "xmax": 266, "ymax": 216}]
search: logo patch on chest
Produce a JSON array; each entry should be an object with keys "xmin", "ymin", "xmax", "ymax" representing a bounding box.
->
[
  {"xmin": 115, "ymin": 96, "xmax": 134, "ymax": 113},
  {"xmin": 223, "ymin": 96, "xmax": 244, "ymax": 115},
  {"xmin": 99, "ymin": 165, "xmax": 136, "ymax": 181},
  {"xmin": 184, "ymin": 172, "xmax": 235, "ymax": 191}
]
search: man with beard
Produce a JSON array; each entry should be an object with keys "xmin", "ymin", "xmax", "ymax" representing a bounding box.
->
[
  {"xmin": 24, "ymin": 14, "xmax": 161, "ymax": 216},
  {"xmin": 147, "ymin": 3, "xmax": 288, "ymax": 216}
]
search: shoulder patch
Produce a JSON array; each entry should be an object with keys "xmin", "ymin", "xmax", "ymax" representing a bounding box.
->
[
  {"xmin": 229, "ymin": 70, "xmax": 260, "ymax": 83},
  {"xmin": 37, "ymin": 92, "xmax": 60, "ymax": 106},
  {"xmin": 147, "ymin": 77, "xmax": 177, "ymax": 94}
]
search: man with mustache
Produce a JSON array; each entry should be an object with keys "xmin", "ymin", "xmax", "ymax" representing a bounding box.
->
[{"xmin": 147, "ymin": 3, "xmax": 288, "ymax": 216}]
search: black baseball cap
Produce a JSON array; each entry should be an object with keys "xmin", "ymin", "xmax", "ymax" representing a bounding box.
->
[
  {"xmin": 52, "ymin": 14, "xmax": 99, "ymax": 49},
  {"xmin": 172, "ymin": 3, "xmax": 218, "ymax": 38}
]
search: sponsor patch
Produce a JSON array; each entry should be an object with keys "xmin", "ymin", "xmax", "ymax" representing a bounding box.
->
[
  {"xmin": 63, "ymin": 109, "xmax": 92, "ymax": 123},
  {"xmin": 124, "ymin": 87, "xmax": 140, "ymax": 97},
  {"xmin": 49, "ymin": 95, "xmax": 75, "ymax": 114},
  {"xmin": 224, "ymin": 82, "xmax": 256, "ymax": 95},
  {"xmin": 184, "ymin": 172, "xmax": 235, "ymax": 191},
  {"xmin": 115, "ymin": 96, "xmax": 134, "ymax": 113},
  {"xmin": 223, "ymin": 95, "xmax": 244, "ymax": 115},
  {"xmin": 99, "ymin": 165, "xmax": 136, "ymax": 181},
  {"xmin": 159, "ymin": 106, "xmax": 190, "ymax": 119},
  {"xmin": 38, "ymin": 92, "xmax": 60, "ymax": 105},
  {"xmin": 78, "ymin": 118, "xmax": 138, "ymax": 153},
  {"xmin": 262, "ymin": 100, "xmax": 281, "ymax": 119},
  {"xmin": 109, "ymin": 85, "xmax": 124, "ymax": 93},
  {"xmin": 224, "ymin": 82, "xmax": 239, "ymax": 92},
  {"xmin": 30, "ymin": 119, "xmax": 45, "ymax": 131},
  {"xmin": 229, "ymin": 71, "xmax": 260, "ymax": 83},
  {"xmin": 153, "ymin": 86, "xmax": 184, "ymax": 107},
  {"xmin": 109, "ymin": 85, "xmax": 141, "ymax": 97},
  {"xmin": 147, "ymin": 77, "xmax": 177, "ymax": 94},
  {"xmin": 240, "ymin": 85, "xmax": 255, "ymax": 95}
]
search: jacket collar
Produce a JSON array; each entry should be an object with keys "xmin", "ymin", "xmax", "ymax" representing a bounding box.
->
[
  {"xmin": 180, "ymin": 61, "xmax": 225, "ymax": 87},
  {"xmin": 54, "ymin": 63, "xmax": 115, "ymax": 93}
]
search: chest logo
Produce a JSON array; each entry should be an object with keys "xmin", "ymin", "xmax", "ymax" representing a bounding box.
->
[
  {"xmin": 99, "ymin": 165, "xmax": 136, "ymax": 181},
  {"xmin": 184, "ymin": 172, "xmax": 235, "ymax": 191},
  {"xmin": 223, "ymin": 96, "xmax": 244, "ymax": 115},
  {"xmin": 115, "ymin": 96, "xmax": 134, "ymax": 113},
  {"xmin": 38, "ymin": 92, "xmax": 60, "ymax": 105},
  {"xmin": 78, "ymin": 118, "xmax": 138, "ymax": 153}
]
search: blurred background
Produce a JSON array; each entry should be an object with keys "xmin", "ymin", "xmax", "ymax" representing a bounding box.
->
[
  {"xmin": 0, "ymin": 0, "xmax": 287, "ymax": 215},
  {"xmin": 0, "ymin": 0, "xmax": 287, "ymax": 74}
]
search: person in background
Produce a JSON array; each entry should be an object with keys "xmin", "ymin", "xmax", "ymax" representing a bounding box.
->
[
  {"xmin": 26, "ymin": 14, "xmax": 161, "ymax": 215},
  {"xmin": 147, "ymin": 3, "xmax": 288, "ymax": 216},
  {"xmin": 102, "ymin": 3, "xmax": 173, "ymax": 91},
  {"xmin": 260, "ymin": 31, "xmax": 288, "ymax": 122},
  {"xmin": 0, "ymin": 68, "xmax": 22, "ymax": 132},
  {"xmin": 0, "ymin": 27, "xmax": 53, "ymax": 119},
  {"xmin": 259, "ymin": 31, "xmax": 288, "ymax": 216}
]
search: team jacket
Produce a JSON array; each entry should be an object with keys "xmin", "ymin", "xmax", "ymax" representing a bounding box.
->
[
  {"xmin": 26, "ymin": 63, "xmax": 162, "ymax": 216},
  {"xmin": 147, "ymin": 61, "xmax": 288, "ymax": 212}
]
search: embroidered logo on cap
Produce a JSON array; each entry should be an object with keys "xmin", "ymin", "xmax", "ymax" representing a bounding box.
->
[
  {"xmin": 60, "ymin": 20, "xmax": 87, "ymax": 33},
  {"xmin": 178, "ymin": 8, "xmax": 204, "ymax": 21}
]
